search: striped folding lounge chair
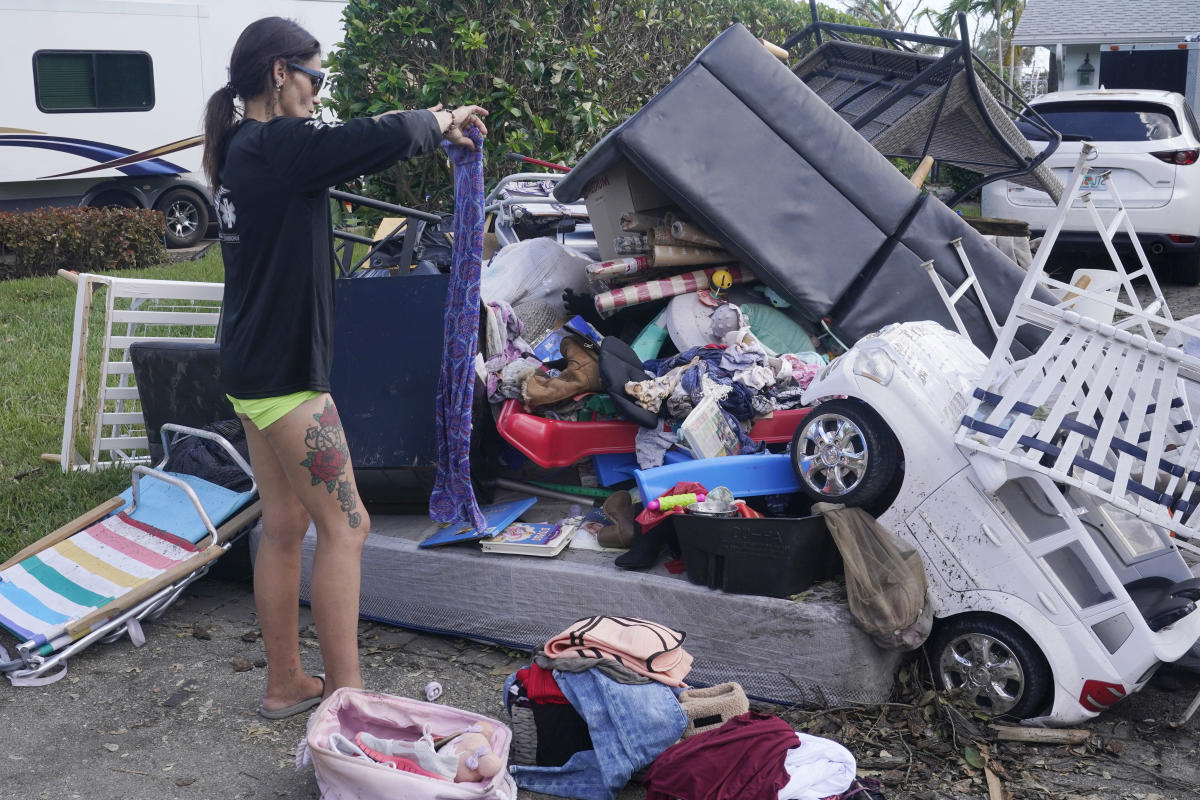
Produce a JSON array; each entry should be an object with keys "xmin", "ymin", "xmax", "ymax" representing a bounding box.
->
[{"xmin": 0, "ymin": 424, "xmax": 260, "ymax": 685}]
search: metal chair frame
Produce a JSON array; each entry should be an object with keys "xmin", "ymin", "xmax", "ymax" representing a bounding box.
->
[{"xmin": 785, "ymin": 2, "xmax": 1062, "ymax": 206}]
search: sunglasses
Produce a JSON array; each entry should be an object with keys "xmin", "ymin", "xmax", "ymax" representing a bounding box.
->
[{"xmin": 287, "ymin": 62, "xmax": 325, "ymax": 93}]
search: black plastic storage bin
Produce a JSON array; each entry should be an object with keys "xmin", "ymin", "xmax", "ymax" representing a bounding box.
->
[{"xmin": 672, "ymin": 514, "xmax": 835, "ymax": 598}]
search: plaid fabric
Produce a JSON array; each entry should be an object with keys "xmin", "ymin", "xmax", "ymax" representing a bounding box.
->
[{"xmin": 593, "ymin": 265, "xmax": 750, "ymax": 316}]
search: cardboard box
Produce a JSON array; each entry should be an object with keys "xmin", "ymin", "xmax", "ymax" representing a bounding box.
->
[{"xmin": 580, "ymin": 159, "xmax": 670, "ymax": 260}]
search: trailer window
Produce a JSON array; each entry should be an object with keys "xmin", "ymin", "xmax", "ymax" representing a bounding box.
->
[
  {"xmin": 34, "ymin": 51, "xmax": 154, "ymax": 112},
  {"xmin": 1017, "ymin": 101, "xmax": 1181, "ymax": 142}
]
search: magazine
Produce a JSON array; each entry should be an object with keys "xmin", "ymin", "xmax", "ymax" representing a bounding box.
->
[
  {"xmin": 480, "ymin": 520, "xmax": 573, "ymax": 557},
  {"xmin": 419, "ymin": 497, "xmax": 539, "ymax": 548},
  {"xmin": 679, "ymin": 394, "xmax": 742, "ymax": 459}
]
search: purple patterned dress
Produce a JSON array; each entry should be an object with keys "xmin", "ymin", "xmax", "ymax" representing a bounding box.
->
[{"xmin": 430, "ymin": 127, "xmax": 488, "ymax": 532}]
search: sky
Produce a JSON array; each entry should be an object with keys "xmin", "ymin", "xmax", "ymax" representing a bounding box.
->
[
  {"xmin": 820, "ymin": 0, "xmax": 1051, "ymax": 72},
  {"xmin": 822, "ymin": 0, "xmax": 946, "ymax": 37}
]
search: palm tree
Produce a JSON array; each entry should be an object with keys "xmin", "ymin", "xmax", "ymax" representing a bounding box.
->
[
  {"xmin": 843, "ymin": 0, "xmax": 918, "ymax": 31},
  {"xmin": 921, "ymin": 0, "xmax": 1025, "ymax": 82}
]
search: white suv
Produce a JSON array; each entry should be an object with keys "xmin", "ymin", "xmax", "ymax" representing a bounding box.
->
[{"xmin": 982, "ymin": 89, "xmax": 1200, "ymax": 284}]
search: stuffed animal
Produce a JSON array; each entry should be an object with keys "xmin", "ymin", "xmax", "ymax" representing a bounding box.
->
[{"xmin": 444, "ymin": 722, "xmax": 503, "ymax": 782}]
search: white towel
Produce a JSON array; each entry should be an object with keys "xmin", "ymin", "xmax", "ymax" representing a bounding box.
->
[{"xmin": 778, "ymin": 732, "xmax": 857, "ymax": 800}]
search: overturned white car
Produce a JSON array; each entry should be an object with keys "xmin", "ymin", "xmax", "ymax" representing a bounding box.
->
[
  {"xmin": 796, "ymin": 320, "xmax": 1200, "ymax": 725},
  {"xmin": 792, "ymin": 145, "xmax": 1200, "ymax": 725}
]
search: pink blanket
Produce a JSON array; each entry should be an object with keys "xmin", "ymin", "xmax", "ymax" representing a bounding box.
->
[{"xmin": 542, "ymin": 616, "xmax": 693, "ymax": 687}]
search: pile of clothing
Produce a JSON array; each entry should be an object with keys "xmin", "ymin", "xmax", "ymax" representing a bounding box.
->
[
  {"xmin": 503, "ymin": 615, "xmax": 871, "ymax": 800},
  {"xmin": 478, "ymin": 226, "xmax": 829, "ymax": 468}
]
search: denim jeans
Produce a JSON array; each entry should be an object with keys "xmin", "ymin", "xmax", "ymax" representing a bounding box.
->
[{"xmin": 508, "ymin": 668, "xmax": 687, "ymax": 800}]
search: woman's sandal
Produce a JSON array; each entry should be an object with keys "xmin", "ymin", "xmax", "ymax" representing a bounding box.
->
[{"xmin": 259, "ymin": 673, "xmax": 326, "ymax": 719}]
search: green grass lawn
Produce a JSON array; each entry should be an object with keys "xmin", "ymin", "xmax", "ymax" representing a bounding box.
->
[{"xmin": 0, "ymin": 247, "xmax": 224, "ymax": 561}]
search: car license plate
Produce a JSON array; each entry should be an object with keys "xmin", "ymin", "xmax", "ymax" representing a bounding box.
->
[{"xmin": 1082, "ymin": 174, "xmax": 1108, "ymax": 191}]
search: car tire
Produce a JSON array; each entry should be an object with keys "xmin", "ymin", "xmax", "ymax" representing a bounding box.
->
[
  {"xmin": 790, "ymin": 398, "xmax": 900, "ymax": 509},
  {"xmin": 155, "ymin": 188, "xmax": 209, "ymax": 249},
  {"xmin": 1170, "ymin": 252, "xmax": 1200, "ymax": 286},
  {"xmin": 928, "ymin": 615, "xmax": 1052, "ymax": 721}
]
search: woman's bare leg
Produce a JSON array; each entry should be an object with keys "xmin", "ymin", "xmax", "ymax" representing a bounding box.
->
[
  {"xmin": 241, "ymin": 414, "xmax": 324, "ymax": 713},
  {"xmin": 258, "ymin": 393, "xmax": 370, "ymax": 694}
]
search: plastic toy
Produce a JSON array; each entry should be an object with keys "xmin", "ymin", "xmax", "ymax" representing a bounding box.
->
[
  {"xmin": 636, "ymin": 453, "xmax": 801, "ymax": 505},
  {"xmin": 648, "ymin": 492, "xmax": 705, "ymax": 511},
  {"xmin": 709, "ymin": 268, "xmax": 733, "ymax": 296},
  {"xmin": 789, "ymin": 150, "xmax": 1200, "ymax": 726},
  {"xmin": 799, "ymin": 319, "xmax": 1200, "ymax": 725},
  {"xmin": 444, "ymin": 722, "xmax": 503, "ymax": 782}
]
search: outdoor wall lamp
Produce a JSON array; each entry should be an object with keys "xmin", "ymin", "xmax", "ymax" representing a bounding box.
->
[{"xmin": 1077, "ymin": 53, "xmax": 1095, "ymax": 86}]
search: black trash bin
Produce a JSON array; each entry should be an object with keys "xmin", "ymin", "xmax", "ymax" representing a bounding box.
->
[{"xmin": 672, "ymin": 513, "xmax": 837, "ymax": 598}]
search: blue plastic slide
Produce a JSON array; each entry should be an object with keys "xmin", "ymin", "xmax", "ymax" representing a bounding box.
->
[{"xmin": 634, "ymin": 453, "xmax": 799, "ymax": 503}]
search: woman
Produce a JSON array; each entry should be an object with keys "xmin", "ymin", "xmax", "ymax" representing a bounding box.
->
[{"xmin": 202, "ymin": 16, "xmax": 487, "ymax": 718}]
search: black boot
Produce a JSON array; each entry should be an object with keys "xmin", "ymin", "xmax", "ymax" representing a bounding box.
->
[{"xmin": 615, "ymin": 523, "xmax": 672, "ymax": 570}]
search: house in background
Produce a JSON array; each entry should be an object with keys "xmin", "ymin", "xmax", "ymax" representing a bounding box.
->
[{"xmin": 1014, "ymin": 0, "xmax": 1199, "ymax": 109}]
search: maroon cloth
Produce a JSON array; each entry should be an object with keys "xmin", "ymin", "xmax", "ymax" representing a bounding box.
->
[
  {"xmin": 516, "ymin": 663, "xmax": 569, "ymax": 705},
  {"xmin": 644, "ymin": 711, "xmax": 796, "ymax": 800}
]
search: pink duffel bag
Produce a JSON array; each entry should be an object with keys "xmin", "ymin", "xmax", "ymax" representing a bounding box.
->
[{"xmin": 299, "ymin": 687, "xmax": 517, "ymax": 800}]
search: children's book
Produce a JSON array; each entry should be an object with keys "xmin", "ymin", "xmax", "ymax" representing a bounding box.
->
[
  {"xmin": 419, "ymin": 497, "xmax": 539, "ymax": 548},
  {"xmin": 564, "ymin": 315, "xmax": 604, "ymax": 346},
  {"xmin": 532, "ymin": 328, "xmax": 568, "ymax": 362},
  {"xmin": 568, "ymin": 506, "xmax": 627, "ymax": 552},
  {"xmin": 480, "ymin": 520, "xmax": 573, "ymax": 556},
  {"xmin": 532, "ymin": 316, "xmax": 604, "ymax": 362}
]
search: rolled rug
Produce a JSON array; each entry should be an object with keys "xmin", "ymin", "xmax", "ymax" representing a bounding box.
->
[
  {"xmin": 651, "ymin": 244, "xmax": 732, "ymax": 268},
  {"xmin": 619, "ymin": 210, "xmax": 664, "ymax": 232},
  {"xmin": 647, "ymin": 226, "xmax": 691, "ymax": 248},
  {"xmin": 613, "ymin": 233, "xmax": 649, "ymax": 254},
  {"xmin": 585, "ymin": 256, "xmax": 653, "ymax": 278},
  {"xmin": 593, "ymin": 265, "xmax": 752, "ymax": 317},
  {"xmin": 669, "ymin": 219, "xmax": 723, "ymax": 248}
]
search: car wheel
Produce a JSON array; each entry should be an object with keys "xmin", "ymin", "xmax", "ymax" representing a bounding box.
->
[
  {"xmin": 155, "ymin": 188, "xmax": 209, "ymax": 248},
  {"xmin": 790, "ymin": 398, "xmax": 900, "ymax": 509},
  {"xmin": 929, "ymin": 615, "xmax": 1052, "ymax": 720},
  {"xmin": 1170, "ymin": 252, "xmax": 1200, "ymax": 286}
]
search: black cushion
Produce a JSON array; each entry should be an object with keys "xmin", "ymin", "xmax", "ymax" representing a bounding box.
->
[
  {"xmin": 553, "ymin": 23, "xmax": 1048, "ymax": 356},
  {"xmin": 130, "ymin": 341, "xmax": 234, "ymax": 463},
  {"xmin": 598, "ymin": 336, "xmax": 659, "ymax": 428}
]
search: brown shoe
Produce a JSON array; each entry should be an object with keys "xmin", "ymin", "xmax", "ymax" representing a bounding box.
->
[
  {"xmin": 522, "ymin": 336, "xmax": 600, "ymax": 409},
  {"xmin": 597, "ymin": 490, "xmax": 635, "ymax": 548}
]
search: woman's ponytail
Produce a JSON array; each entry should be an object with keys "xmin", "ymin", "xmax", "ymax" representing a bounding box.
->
[
  {"xmin": 202, "ymin": 86, "xmax": 239, "ymax": 195},
  {"xmin": 201, "ymin": 16, "xmax": 319, "ymax": 195}
]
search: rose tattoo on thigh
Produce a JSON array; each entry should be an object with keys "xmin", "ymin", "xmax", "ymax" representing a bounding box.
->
[{"xmin": 299, "ymin": 401, "xmax": 361, "ymax": 528}]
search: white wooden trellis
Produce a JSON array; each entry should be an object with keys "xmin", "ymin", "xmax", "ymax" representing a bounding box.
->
[
  {"xmin": 55, "ymin": 271, "xmax": 223, "ymax": 471},
  {"xmin": 949, "ymin": 145, "xmax": 1200, "ymax": 549}
]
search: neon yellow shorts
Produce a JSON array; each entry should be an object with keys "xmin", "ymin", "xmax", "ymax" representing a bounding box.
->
[{"xmin": 227, "ymin": 390, "xmax": 322, "ymax": 431}]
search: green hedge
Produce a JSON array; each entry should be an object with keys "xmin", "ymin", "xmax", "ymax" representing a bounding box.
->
[
  {"xmin": 0, "ymin": 206, "xmax": 167, "ymax": 280},
  {"xmin": 325, "ymin": 0, "xmax": 866, "ymax": 210}
]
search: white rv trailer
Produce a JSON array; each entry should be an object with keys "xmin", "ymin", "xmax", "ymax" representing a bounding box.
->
[{"xmin": 0, "ymin": 0, "xmax": 347, "ymax": 246}]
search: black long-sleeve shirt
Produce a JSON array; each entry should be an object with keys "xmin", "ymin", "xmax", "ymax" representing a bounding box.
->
[{"xmin": 216, "ymin": 111, "xmax": 441, "ymax": 399}]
